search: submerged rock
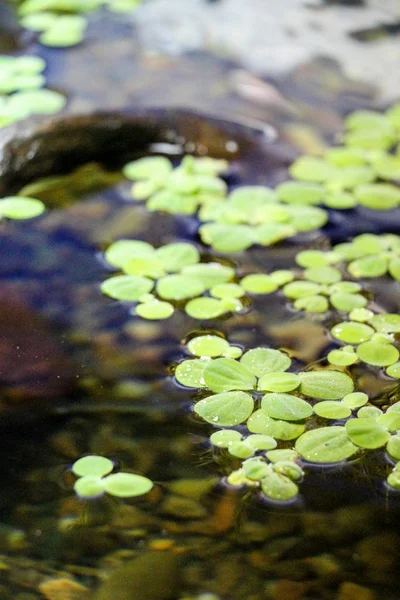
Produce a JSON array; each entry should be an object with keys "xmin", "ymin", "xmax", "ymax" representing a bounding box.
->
[{"xmin": 94, "ymin": 551, "xmax": 181, "ymax": 600}]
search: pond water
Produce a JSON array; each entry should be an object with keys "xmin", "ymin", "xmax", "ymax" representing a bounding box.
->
[
  {"xmin": 0, "ymin": 138, "xmax": 399, "ymax": 600},
  {"xmin": 1, "ymin": 3, "xmax": 400, "ymax": 600}
]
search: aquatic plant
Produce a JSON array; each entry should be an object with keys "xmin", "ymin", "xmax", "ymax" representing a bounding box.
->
[
  {"xmin": 15, "ymin": 0, "xmax": 143, "ymax": 47},
  {"xmin": 71, "ymin": 454, "xmax": 153, "ymax": 499},
  {"xmin": 0, "ymin": 55, "xmax": 65, "ymax": 127}
]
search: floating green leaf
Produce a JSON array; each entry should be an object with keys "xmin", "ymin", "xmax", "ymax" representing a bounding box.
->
[
  {"xmin": 295, "ymin": 426, "xmax": 358, "ymax": 463},
  {"xmin": 123, "ymin": 156, "xmax": 172, "ymax": 181},
  {"xmin": 72, "ymin": 455, "xmax": 114, "ymax": 478},
  {"xmin": 331, "ymin": 321, "xmax": 374, "ymax": 344},
  {"xmin": 330, "ymin": 293, "xmax": 367, "ymax": 312},
  {"xmin": 187, "ymin": 335, "xmax": 229, "ymax": 358},
  {"xmin": 104, "ymin": 240, "xmax": 154, "ymax": 268},
  {"xmin": 387, "ymin": 435, "xmax": 400, "ymax": 461},
  {"xmin": 345, "ymin": 418, "xmax": 390, "ymax": 449},
  {"xmin": 370, "ymin": 314, "xmax": 400, "ymax": 333},
  {"xmin": 258, "ymin": 372, "xmax": 300, "ymax": 393},
  {"xmin": 298, "ymin": 370, "xmax": 354, "ymax": 400},
  {"xmin": 293, "ymin": 295, "xmax": 329, "ymax": 313},
  {"xmin": 356, "ymin": 341, "xmax": 399, "ymax": 367},
  {"xmin": 182, "ymin": 263, "xmax": 234, "ymax": 288},
  {"xmin": 240, "ymin": 348, "xmax": 291, "ymax": 377},
  {"xmin": 261, "ymin": 393, "xmax": 313, "ymax": 421},
  {"xmin": 209, "ymin": 429, "xmax": 242, "ymax": 448},
  {"xmin": 266, "ymin": 449, "xmax": 299, "ymax": 463},
  {"xmin": 247, "ymin": 410, "xmax": 305, "ymax": 440},
  {"xmin": 228, "ymin": 441, "xmax": 255, "ymax": 458},
  {"xmin": 175, "ymin": 358, "xmax": 209, "ymax": 388},
  {"xmin": 199, "ymin": 223, "xmax": 255, "ymax": 252},
  {"xmin": 240, "ymin": 274, "xmax": 278, "ymax": 294},
  {"xmin": 277, "ymin": 181, "xmax": 323, "ymax": 205},
  {"xmin": 156, "ymin": 274, "xmax": 205, "ymax": 301},
  {"xmin": 194, "ymin": 391, "xmax": 254, "ymax": 426},
  {"xmin": 0, "ymin": 196, "xmax": 45, "ymax": 219},
  {"xmin": 135, "ymin": 300, "xmax": 174, "ymax": 320},
  {"xmin": 101, "ymin": 275, "xmax": 153, "ymax": 301},
  {"xmin": 210, "ymin": 283, "xmax": 244, "ymax": 299},
  {"xmin": 313, "ymin": 401, "xmax": 351, "ymax": 419},
  {"xmin": 342, "ymin": 392, "xmax": 368, "ymax": 409},
  {"xmin": 74, "ymin": 476, "xmax": 106, "ymax": 499},
  {"xmin": 261, "ymin": 472, "xmax": 299, "ymax": 501},
  {"xmin": 203, "ymin": 358, "xmax": 256, "ymax": 393},
  {"xmin": 246, "ymin": 434, "xmax": 277, "ymax": 451},
  {"xmin": 156, "ymin": 243, "xmax": 200, "ymax": 272},
  {"xmin": 327, "ymin": 348, "xmax": 358, "ymax": 367},
  {"xmin": 185, "ymin": 297, "xmax": 226, "ymax": 320},
  {"xmin": 104, "ymin": 473, "xmax": 153, "ymax": 498},
  {"xmin": 348, "ymin": 255, "xmax": 387, "ymax": 279},
  {"xmin": 243, "ymin": 458, "xmax": 271, "ymax": 481}
]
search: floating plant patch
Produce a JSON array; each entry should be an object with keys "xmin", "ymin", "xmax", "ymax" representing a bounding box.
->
[
  {"xmin": 18, "ymin": 0, "xmax": 144, "ymax": 47},
  {"xmin": 71, "ymin": 454, "xmax": 153, "ymax": 500},
  {"xmin": 0, "ymin": 55, "xmax": 67, "ymax": 127}
]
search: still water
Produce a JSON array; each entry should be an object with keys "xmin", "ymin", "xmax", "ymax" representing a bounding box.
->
[{"xmin": 0, "ymin": 149, "xmax": 399, "ymax": 600}]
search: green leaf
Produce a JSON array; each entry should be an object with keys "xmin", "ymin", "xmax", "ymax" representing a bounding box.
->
[
  {"xmin": 240, "ymin": 274, "xmax": 279, "ymax": 294},
  {"xmin": 313, "ymin": 401, "xmax": 351, "ymax": 419},
  {"xmin": 258, "ymin": 372, "xmax": 300, "ymax": 393},
  {"xmin": 123, "ymin": 156, "xmax": 172, "ymax": 180},
  {"xmin": 296, "ymin": 250, "xmax": 339, "ymax": 268},
  {"xmin": 181, "ymin": 263, "xmax": 234, "ymax": 288},
  {"xmin": 342, "ymin": 392, "xmax": 368, "ymax": 409},
  {"xmin": 104, "ymin": 473, "xmax": 153, "ymax": 498},
  {"xmin": 370, "ymin": 314, "xmax": 400, "ymax": 333},
  {"xmin": 243, "ymin": 458, "xmax": 271, "ymax": 481},
  {"xmin": 273, "ymin": 461, "xmax": 303, "ymax": 481},
  {"xmin": 74, "ymin": 476, "xmax": 106, "ymax": 499},
  {"xmin": 289, "ymin": 156, "xmax": 335, "ymax": 183},
  {"xmin": 247, "ymin": 409, "xmax": 305, "ymax": 440},
  {"xmin": 295, "ymin": 426, "xmax": 358, "ymax": 463},
  {"xmin": 356, "ymin": 341, "xmax": 399, "ymax": 367},
  {"xmin": 327, "ymin": 348, "xmax": 358, "ymax": 367},
  {"xmin": 203, "ymin": 358, "xmax": 256, "ymax": 393},
  {"xmin": 175, "ymin": 358, "xmax": 209, "ymax": 388},
  {"xmin": 348, "ymin": 255, "xmax": 387, "ymax": 279},
  {"xmin": 199, "ymin": 223, "xmax": 256, "ymax": 252},
  {"xmin": 345, "ymin": 418, "xmax": 390, "ymax": 449},
  {"xmin": 135, "ymin": 300, "xmax": 174, "ymax": 320},
  {"xmin": 72, "ymin": 455, "xmax": 113, "ymax": 478},
  {"xmin": 240, "ymin": 348, "xmax": 291, "ymax": 377},
  {"xmin": 261, "ymin": 472, "xmax": 299, "ymax": 501},
  {"xmin": 194, "ymin": 391, "xmax": 254, "ymax": 426},
  {"xmin": 228, "ymin": 441, "xmax": 255, "ymax": 458},
  {"xmin": 386, "ymin": 362, "xmax": 400, "ymax": 379},
  {"xmin": 0, "ymin": 196, "xmax": 45, "ymax": 219},
  {"xmin": 376, "ymin": 412, "xmax": 400, "ymax": 432},
  {"xmin": 156, "ymin": 274, "xmax": 205, "ymax": 301},
  {"xmin": 293, "ymin": 295, "xmax": 329, "ymax": 313},
  {"xmin": 261, "ymin": 393, "xmax": 313, "ymax": 421},
  {"xmin": 266, "ymin": 449, "xmax": 299, "ymax": 463},
  {"xmin": 354, "ymin": 184, "xmax": 400, "ymax": 210},
  {"xmin": 283, "ymin": 281, "xmax": 321, "ymax": 299},
  {"xmin": 277, "ymin": 181, "xmax": 324, "ymax": 204},
  {"xmin": 331, "ymin": 321, "xmax": 374, "ymax": 344},
  {"xmin": 185, "ymin": 297, "xmax": 226, "ymax": 320},
  {"xmin": 357, "ymin": 406, "xmax": 382, "ymax": 420},
  {"xmin": 246, "ymin": 434, "xmax": 277, "ymax": 451},
  {"xmin": 387, "ymin": 435, "xmax": 400, "ymax": 461},
  {"xmin": 187, "ymin": 335, "xmax": 230, "ymax": 358},
  {"xmin": 210, "ymin": 283, "xmax": 244, "ymax": 299},
  {"xmin": 304, "ymin": 266, "xmax": 342, "ymax": 284},
  {"xmin": 229, "ymin": 185, "xmax": 278, "ymax": 208},
  {"xmin": 210, "ymin": 429, "xmax": 242, "ymax": 448},
  {"xmin": 330, "ymin": 293, "xmax": 367, "ymax": 312},
  {"xmin": 298, "ymin": 370, "xmax": 354, "ymax": 400},
  {"xmin": 101, "ymin": 275, "xmax": 153, "ymax": 301},
  {"xmin": 104, "ymin": 240, "xmax": 154, "ymax": 268},
  {"xmin": 156, "ymin": 242, "xmax": 200, "ymax": 272}
]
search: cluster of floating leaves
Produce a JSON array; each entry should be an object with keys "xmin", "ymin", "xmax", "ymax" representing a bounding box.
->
[
  {"xmin": 72, "ymin": 455, "xmax": 153, "ymax": 499},
  {"xmin": 288, "ymin": 107, "xmax": 400, "ymax": 210},
  {"xmin": 123, "ymin": 156, "xmax": 328, "ymax": 253},
  {"xmin": 17, "ymin": 0, "xmax": 143, "ymax": 47},
  {"xmin": 175, "ymin": 343, "xmax": 400, "ymax": 500},
  {"xmin": 101, "ymin": 238, "xmax": 297, "ymax": 320},
  {"xmin": 0, "ymin": 55, "xmax": 65, "ymax": 127},
  {"xmin": 101, "ymin": 239, "xmax": 247, "ymax": 320}
]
